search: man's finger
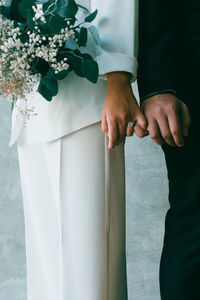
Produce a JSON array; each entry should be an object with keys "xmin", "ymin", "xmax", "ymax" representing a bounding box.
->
[
  {"xmin": 136, "ymin": 111, "xmax": 148, "ymax": 131},
  {"xmin": 181, "ymin": 104, "xmax": 191, "ymax": 137},
  {"xmin": 134, "ymin": 123, "xmax": 149, "ymax": 138},
  {"xmin": 157, "ymin": 116, "xmax": 176, "ymax": 146},
  {"xmin": 149, "ymin": 120, "xmax": 165, "ymax": 145},
  {"xmin": 168, "ymin": 113, "xmax": 184, "ymax": 147},
  {"xmin": 107, "ymin": 119, "xmax": 118, "ymax": 149}
]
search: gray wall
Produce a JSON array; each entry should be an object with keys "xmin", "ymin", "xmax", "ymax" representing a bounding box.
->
[
  {"xmin": 0, "ymin": 99, "xmax": 26, "ymax": 300},
  {"xmin": 0, "ymin": 84, "xmax": 169, "ymax": 300}
]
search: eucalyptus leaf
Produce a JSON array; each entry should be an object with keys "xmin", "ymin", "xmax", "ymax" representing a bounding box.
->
[
  {"xmin": 18, "ymin": 0, "xmax": 36, "ymax": 19},
  {"xmin": 85, "ymin": 9, "xmax": 98, "ymax": 23},
  {"xmin": 78, "ymin": 27, "xmax": 87, "ymax": 47},
  {"xmin": 81, "ymin": 55, "xmax": 98, "ymax": 83},
  {"xmin": 38, "ymin": 82, "xmax": 53, "ymax": 101},
  {"xmin": 10, "ymin": 0, "xmax": 25, "ymax": 22},
  {"xmin": 38, "ymin": 77, "xmax": 58, "ymax": 101},
  {"xmin": 32, "ymin": 58, "xmax": 50, "ymax": 76},
  {"xmin": 0, "ymin": 5, "xmax": 11, "ymax": 19},
  {"xmin": 27, "ymin": 9, "xmax": 35, "ymax": 30},
  {"xmin": 72, "ymin": 48, "xmax": 83, "ymax": 57},
  {"xmin": 67, "ymin": 55, "xmax": 83, "ymax": 77},
  {"xmin": 55, "ymin": 0, "xmax": 78, "ymax": 19},
  {"xmin": 48, "ymin": 14, "xmax": 67, "ymax": 33},
  {"xmin": 77, "ymin": 4, "xmax": 89, "ymax": 13}
]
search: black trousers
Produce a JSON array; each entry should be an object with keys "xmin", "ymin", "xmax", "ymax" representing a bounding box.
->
[{"xmin": 160, "ymin": 119, "xmax": 200, "ymax": 299}]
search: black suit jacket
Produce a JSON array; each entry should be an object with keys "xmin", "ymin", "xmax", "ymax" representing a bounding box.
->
[{"xmin": 137, "ymin": 0, "xmax": 200, "ymax": 111}]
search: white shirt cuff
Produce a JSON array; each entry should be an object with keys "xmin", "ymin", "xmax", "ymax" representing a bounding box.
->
[{"xmin": 96, "ymin": 51, "xmax": 138, "ymax": 82}]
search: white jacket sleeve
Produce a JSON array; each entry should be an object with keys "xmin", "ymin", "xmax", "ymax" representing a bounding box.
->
[{"xmin": 90, "ymin": 0, "xmax": 139, "ymax": 81}]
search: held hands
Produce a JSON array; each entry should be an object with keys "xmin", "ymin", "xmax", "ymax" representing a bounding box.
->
[
  {"xmin": 141, "ymin": 93, "xmax": 191, "ymax": 147},
  {"xmin": 102, "ymin": 72, "xmax": 148, "ymax": 149}
]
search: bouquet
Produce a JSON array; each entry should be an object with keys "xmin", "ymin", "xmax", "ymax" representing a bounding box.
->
[{"xmin": 0, "ymin": 0, "xmax": 99, "ymax": 103}]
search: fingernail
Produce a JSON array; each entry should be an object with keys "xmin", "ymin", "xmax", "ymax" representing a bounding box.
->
[{"xmin": 178, "ymin": 143, "xmax": 184, "ymax": 147}]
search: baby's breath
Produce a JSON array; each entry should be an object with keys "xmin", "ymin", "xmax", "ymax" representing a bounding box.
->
[
  {"xmin": 0, "ymin": 12, "xmax": 74, "ymax": 102},
  {"xmin": 0, "ymin": 0, "xmax": 99, "ymax": 109},
  {"xmin": 0, "ymin": 15, "xmax": 38, "ymax": 101}
]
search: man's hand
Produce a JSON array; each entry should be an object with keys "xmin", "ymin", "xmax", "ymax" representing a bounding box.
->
[
  {"xmin": 141, "ymin": 93, "xmax": 191, "ymax": 147},
  {"xmin": 102, "ymin": 72, "xmax": 148, "ymax": 150}
]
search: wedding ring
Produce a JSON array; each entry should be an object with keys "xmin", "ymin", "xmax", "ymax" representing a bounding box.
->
[{"xmin": 128, "ymin": 121, "xmax": 137, "ymax": 128}]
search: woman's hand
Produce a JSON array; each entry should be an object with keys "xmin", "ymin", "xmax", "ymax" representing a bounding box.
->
[{"xmin": 102, "ymin": 72, "xmax": 149, "ymax": 149}]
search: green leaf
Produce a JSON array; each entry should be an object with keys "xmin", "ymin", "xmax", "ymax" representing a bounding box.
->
[
  {"xmin": 48, "ymin": 14, "xmax": 67, "ymax": 34},
  {"xmin": 10, "ymin": 0, "xmax": 26, "ymax": 22},
  {"xmin": 72, "ymin": 49, "xmax": 83, "ymax": 57},
  {"xmin": 31, "ymin": 58, "xmax": 50, "ymax": 76},
  {"xmin": 81, "ymin": 56, "xmax": 99, "ymax": 83},
  {"xmin": 27, "ymin": 9, "xmax": 35, "ymax": 30},
  {"xmin": 38, "ymin": 82, "xmax": 53, "ymax": 101},
  {"xmin": 67, "ymin": 55, "xmax": 83, "ymax": 77},
  {"xmin": 18, "ymin": 0, "xmax": 36, "ymax": 19},
  {"xmin": 42, "ymin": 1, "xmax": 51, "ymax": 12},
  {"xmin": 77, "ymin": 4, "xmax": 89, "ymax": 13},
  {"xmin": 66, "ymin": 50, "xmax": 99, "ymax": 82},
  {"xmin": 0, "ymin": 6, "xmax": 11, "ymax": 19},
  {"xmin": 84, "ymin": 9, "xmax": 98, "ymax": 23},
  {"xmin": 78, "ymin": 27, "xmax": 88, "ymax": 47},
  {"xmin": 55, "ymin": 0, "xmax": 78, "ymax": 19},
  {"xmin": 38, "ymin": 77, "xmax": 58, "ymax": 101}
]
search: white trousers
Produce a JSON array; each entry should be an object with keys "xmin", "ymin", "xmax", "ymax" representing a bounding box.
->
[{"xmin": 17, "ymin": 122, "xmax": 127, "ymax": 300}]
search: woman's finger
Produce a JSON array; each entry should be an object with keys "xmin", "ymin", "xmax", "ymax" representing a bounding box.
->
[
  {"xmin": 107, "ymin": 118, "xmax": 118, "ymax": 149},
  {"xmin": 118, "ymin": 120, "xmax": 127, "ymax": 141},
  {"xmin": 136, "ymin": 111, "xmax": 148, "ymax": 131},
  {"xmin": 101, "ymin": 112, "xmax": 108, "ymax": 135},
  {"xmin": 134, "ymin": 123, "xmax": 149, "ymax": 138},
  {"xmin": 126, "ymin": 121, "xmax": 136, "ymax": 137},
  {"xmin": 128, "ymin": 110, "xmax": 148, "ymax": 138}
]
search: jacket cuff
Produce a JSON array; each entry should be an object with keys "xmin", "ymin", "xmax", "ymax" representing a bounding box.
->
[
  {"xmin": 96, "ymin": 51, "xmax": 138, "ymax": 82},
  {"xmin": 141, "ymin": 89, "xmax": 177, "ymax": 102}
]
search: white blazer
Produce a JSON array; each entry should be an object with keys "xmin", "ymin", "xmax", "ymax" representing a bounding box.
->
[{"xmin": 9, "ymin": 0, "xmax": 139, "ymax": 146}]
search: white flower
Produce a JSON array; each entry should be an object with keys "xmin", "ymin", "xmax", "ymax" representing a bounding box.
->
[
  {"xmin": 0, "ymin": 0, "xmax": 6, "ymax": 6},
  {"xmin": 32, "ymin": 4, "xmax": 46, "ymax": 23},
  {"xmin": 0, "ymin": 4, "xmax": 77, "ymax": 104}
]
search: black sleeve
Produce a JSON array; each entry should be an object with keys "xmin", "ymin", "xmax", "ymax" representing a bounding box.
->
[{"xmin": 137, "ymin": 0, "xmax": 177, "ymax": 102}]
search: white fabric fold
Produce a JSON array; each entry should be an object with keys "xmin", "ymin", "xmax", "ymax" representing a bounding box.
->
[{"xmin": 17, "ymin": 123, "xmax": 127, "ymax": 300}]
